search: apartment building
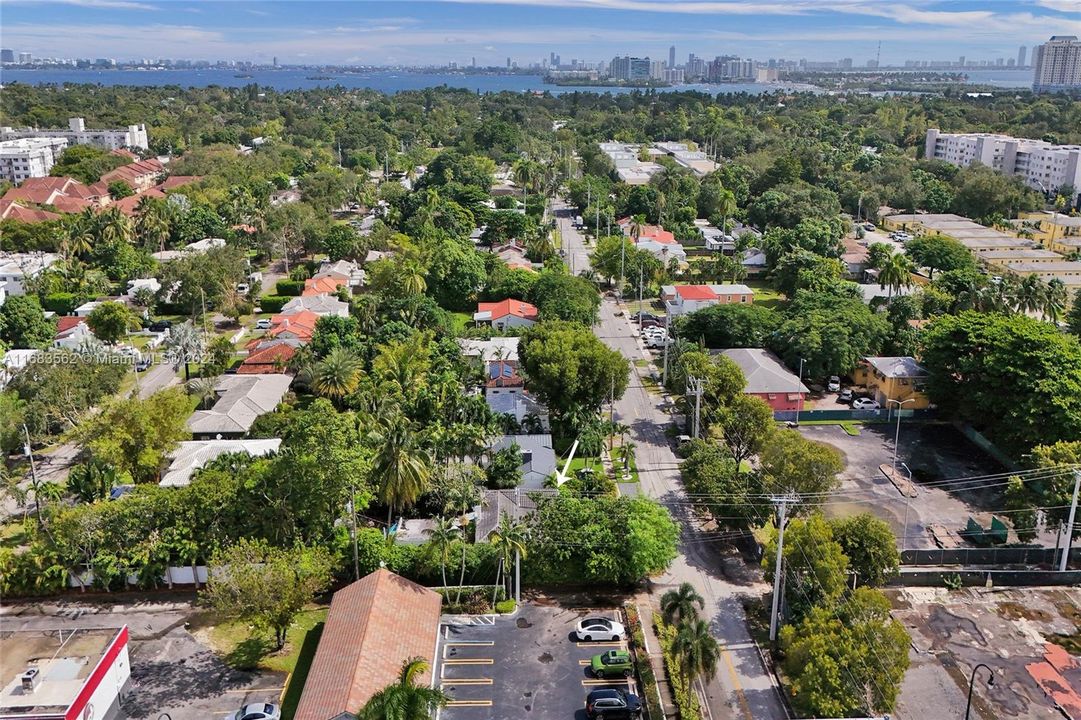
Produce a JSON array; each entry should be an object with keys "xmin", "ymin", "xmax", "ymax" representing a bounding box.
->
[
  {"xmin": 0, "ymin": 137, "xmax": 68, "ymax": 182},
  {"xmin": 0, "ymin": 116, "xmax": 149, "ymax": 151},
  {"xmin": 1032, "ymin": 35, "xmax": 1081, "ymax": 93},
  {"xmin": 924, "ymin": 129, "xmax": 1081, "ymax": 204}
]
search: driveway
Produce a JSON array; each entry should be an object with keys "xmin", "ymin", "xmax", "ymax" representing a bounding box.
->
[{"xmin": 554, "ymin": 198, "xmax": 789, "ymax": 720}]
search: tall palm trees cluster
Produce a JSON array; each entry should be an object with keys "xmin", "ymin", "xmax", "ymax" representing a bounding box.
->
[
  {"xmin": 956, "ymin": 274, "xmax": 1070, "ymax": 322},
  {"xmin": 659, "ymin": 582, "xmax": 720, "ymax": 692}
]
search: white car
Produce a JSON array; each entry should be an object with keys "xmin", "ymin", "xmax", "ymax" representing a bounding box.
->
[
  {"xmin": 228, "ymin": 704, "xmax": 281, "ymax": 720},
  {"xmin": 255, "ymin": 318, "xmax": 272, "ymax": 330},
  {"xmin": 827, "ymin": 376, "xmax": 841, "ymax": 392},
  {"xmin": 645, "ymin": 335, "xmax": 671, "ymax": 349},
  {"xmin": 852, "ymin": 398, "xmax": 881, "ymax": 410},
  {"xmin": 575, "ymin": 617, "xmax": 626, "ymax": 641}
]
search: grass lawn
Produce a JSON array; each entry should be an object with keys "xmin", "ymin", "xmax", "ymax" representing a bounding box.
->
[
  {"xmin": 567, "ymin": 456, "xmax": 605, "ymax": 477},
  {"xmin": 193, "ymin": 606, "xmax": 328, "ymax": 719},
  {"xmin": 796, "ymin": 420, "xmax": 863, "ymax": 435},
  {"xmin": 450, "ymin": 311, "xmax": 473, "ymax": 335},
  {"xmin": 610, "ymin": 445, "xmax": 639, "ymax": 483},
  {"xmin": 0, "ymin": 522, "xmax": 30, "ymax": 550},
  {"xmin": 745, "ymin": 280, "xmax": 787, "ymax": 310}
]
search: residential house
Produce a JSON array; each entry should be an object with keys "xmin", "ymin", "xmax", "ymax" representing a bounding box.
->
[
  {"xmin": 882, "ymin": 213, "xmax": 1040, "ymax": 255},
  {"xmin": 1004, "ymin": 261, "xmax": 1081, "ymax": 291},
  {"xmin": 720, "ymin": 348, "xmax": 809, "ymax": 413},
  {"xmin": 126, "ymin": 277, "xmax": 161, "ymax": 300},
  {"xmin": 458, "ymin": 336, "xmax": 520, "ymax": 363},
  {"xmin": 303, "ymin": 275, "xmax": 346, "ymax": 297},
  {"xmin": 293, "ymin": 569, "xmax": 442, "ymax": 720},
  {"xmin": 493, "ymin": 242, "xmax": 535, "ymax": 272},
  {"xmin": 474, "ymin": 487, "xmax": 560, "ymax": 541},
  {"xmin": 0, "ymin": 200, "xmax": 61, "ymax": 224},
  {"xmin": 281, "ymin": 294, "xmax": 350, "ymax": 318},
  {"xmin": 1018, "ymin": 211, "xmax": 1081, "ymax": 253},
  {"xmin": 853, "ymin": 356, "xmax": 930, "ymax": 409},
  {"xmin": 268, "ymin": 310, "xmax": 320, "ymax": 342},
  {"xmin": 237, "ymin": 343, "xmax": 296, "ymax": 374},
  {"xmin": 160, "ymin": 438, "xmax": 282, "ymax": 487},
  {"xmin": 315, "ymin": 259, "xmax": 366, "ymax": 290},
  {"xmin": 856, "ymin": 283, "xmax": 917, "ymax": 304},
  {"xmin": 74, "ymin": 300, "xmax": 104, "ymax": 317},
  {"xmin": 741, "ymin": 249, "xmax": 767, "ymax": 276},
  {"xmin": 100, "ymin": 157, "xmax": 164, "ymax": 193},
  {"xmin": 54, "ymin": 316, "xmax": 95, "ymax": 350},
  {"xmin": 0, "ymin": 251, "xmax": 59, "ymax": 296},
  {"xmin": 1, "ymin": 348, "xmax": 40, "ymax": 387},
  {"xmin": 474, "ymin": 299, "xmax": 539, "ymax": 331},
  {"xmin": 151, "ymin": 237, "xmax": 227, "ymax": 262},
  {"xmin": 662, "ymin": 284, "xmax": 754, "ymax": 317},
  {"xmin": 618, "ymin": 218, "xmax": 687, "ymax": 264},
  {"xmin": 487, "ymin": 392, "xmax": 550, "ymax": 433},
  {"xmin": 187, "ymin": 374, "xmax": 292, "ymax": 439},
  {"xmin": 489, "ymin": 434, "xmax": 558, "ymax": 488}
]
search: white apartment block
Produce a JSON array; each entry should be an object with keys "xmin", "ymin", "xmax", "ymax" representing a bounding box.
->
[
  {"xmin": 0, "ymin": 251, "xmax": 60, "ymax": 296},
  {"xmin": 0, "ymin": 137, "xmax": 68, "ymax": 182},
  {"xmin": 924, "ymin": 129, "xmax": 1081, "ymax": 204},
  {"xmin": 0, "ymin": 116, "xmax": 149, "ymax": 151},
  {"xmin": 1032, "ymin": 35, "xmax": 1081, "ymax": 93}
]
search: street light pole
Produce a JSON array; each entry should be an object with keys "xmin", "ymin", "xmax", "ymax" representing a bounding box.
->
[
  {"xmin": 887, "ymin": 397, "xmax": 917, "ymax": 475},
  {"xmin": 900, "ymin": 462, "xmax": 915, "ymax": 552},
  {"xmin": 793, "ymin": 358, "xmax": 805, "ymax": 426},
  {"xmin": 964, "ymin": 663, "xmax": 995, "ymax": 720}
]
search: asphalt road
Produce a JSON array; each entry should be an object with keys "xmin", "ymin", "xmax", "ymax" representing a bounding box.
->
[{"xmin": 554, "ymin": 199, "xmax": 789, "ymax": 720}]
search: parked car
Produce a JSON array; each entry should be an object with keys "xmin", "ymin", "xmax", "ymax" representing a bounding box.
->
[
  {"xmin": 586, "ymin": 689, "xmax": 642, "ymax": 719},
  {"xmin": 827, "ymin": 376, "xmax": 841, "ymax": 392},
  {"xmin": 645, "ymin": 334, "xmax": 670, "ymax": 349},
  {"xmin": 147, "ymin": 319, "xmax": 172, "ymax": 332},
  {"xmin": 591, "ymin": 649, "xmax": 633, "ymax": 679},
  {"xmin": 136, "ymin": 357, "xmax": 151, "ymax": 372},
  {"xmin": 838, "ymin": 388, "xmax": 853, "ymax": 404},
  {"xmin": 255, "ymin": 318, "xmax": 272, "ymax": 330},
  {"xmin": 575, "ymin": 617, "xmax": 625, "ymax": 641},
  {"xmin": 639, "ymin": 317, "xmax": 664, "ymax": 329},
  {"xmin": 863, "ymin": 223, "xmax": 876, "ymax": 232},
  {"xmin": 852, "ymin": 397, "xmax": 881, "ymax": 410},
  {"xmin": 236, "ymin": 282, "xmax": 250, "ymax": 294},
  {"xmin": 227, "ymin": 704, "xmax": 281, "ymax": 720}
]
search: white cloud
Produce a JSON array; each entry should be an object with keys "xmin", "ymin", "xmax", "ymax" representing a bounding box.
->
[
  {"xmin": 5, "ymin": 0, "xmax": 158, "ymax": 9},
  {"xmin": 1034, "ymin": 0, "xmax": 1081, "ymax": 12}
]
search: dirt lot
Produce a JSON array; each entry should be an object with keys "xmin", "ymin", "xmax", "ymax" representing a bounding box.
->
[
  {"xmin": 890, "ymin": 586, "xmax": 1081, "ymax": 720},
  {"xmin": 797, "ymin": 423, "xmax": 1024, "ymax": 549}
]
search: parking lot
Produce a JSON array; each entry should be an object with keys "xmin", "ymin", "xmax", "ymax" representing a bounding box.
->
[{"xmin": 435, "ymin": 603, "xmax": 638, "ymax": 720}]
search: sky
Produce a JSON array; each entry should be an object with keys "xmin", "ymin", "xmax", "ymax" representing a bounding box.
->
[{"xmin": 2, "ymin": 0, "xmax": 1080, "ymax": 67}]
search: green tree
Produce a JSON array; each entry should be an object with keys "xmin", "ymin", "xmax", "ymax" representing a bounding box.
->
[
  {"xmin": 0, "ymin": 295, "xmax": 55, "ymax": 349},
  {"xmin": 779, "ymin": 587, "xmax": 910, "ymax": 717},
  {"xmin": 67, "ymin": 459, "xmax": 127, "ymax": 504},
  {"xmin": 660, "ymin": 582, "xmax": 705, "ymax": 625},
  {"xmin": 760, "ymin": 429, "xmax": 844, "ymax": 503},
  {"xmin": 107, "ymin": 180, "xmax": 134, "ymax": 200},
  {"xmin": 518, "ymin": 321, "xmax": 628, "ymax": 430},
  {"xmin": 357, "ymin": 657, "xmax": 449, "ymax": 720},
  {"xmin": 423, "ymin": 516, "xmax": 460, "ymax": 590},
  {"xmin": 764, "ymin": 514, "xmax": 849, "ymax": 623},
  {"xmin": 718, "ymin": 394, "xmax": 775, "ymax": 468},
  {"xmin": 921, "ymin": 312, "xmax": 1081, "ymax": 454},
  {"xmin": 425, "ymin": 237, "xmax": 487, "ymax": 311},
  {"xmin": 877, "ymin": 253, "xmax": 914, "ymax": 303},
  {"xmin": 674, "ymin": 304, "xmax": 780, "ymax": 349},
  {"xmin": 86, "ymin": 301, "xmax": 138, "ymax": 344},
  {"xmin": 311, "ymin": 347, "xmax": 363, "ymax": 404},
  {"xmin": 489, "ymin": 512, "xmax": 529, "ymax": 600},
  {"xmin": 203, "ymin": 538, "xmax": 332, "ymax": 649},
  {"xmin": 770, "ymin": 289, "xmax": 889, "ymax": 378},
  {"xmin": 1067, "ymin": 289, "xmax": 1081, "ymax": 336},
  {"xmin": 829, "ymin": 514, "xmax": 900, "ymax": 587},
  {"xmin": 76, "ymin": 387, "xmax": 191, "ymax": 483},
  {"xmin": 371, "ymin": 422, "xmax": 433, "ymax": 524},
  {"xmin": 903, "ymin": 234, "xmax": 975, "ymax": 279},
  {"xmin": 672, "ymin": 617, "xmax": 720, "ymax": 686},
  {"xmin": 485, "ymin": 443, "xmax": 523, "ymax": 490},
  {"xmin": 0, "ymin": 392, "xmax": 26, "ymax": 456},
  {"xmin": 527, "ymin": 269, "xmax": 601, "ymax": 326}
]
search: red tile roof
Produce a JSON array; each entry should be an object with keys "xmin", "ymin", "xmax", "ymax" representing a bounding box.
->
[
  {"xmin": 112, "ymin": 187, "xmax": 167, "ymax": 216},
  {"xmin": 676, "ymin": 285, "xmax": 719, "ymax": 301},
  {"xmin": 637, "ymin": 225, "xmax": 676, "ymax": 244},
  {"xmin": 111, "ymin": 148, "xmax": 139, "ymax": 161},
  {"xmin": 159, "ymin": 175, "xmax": 201, "ymax": 190},
  {"xmin": 101, "ymin": 158, "xmax": 164, "ymax": 186},
  {"xmin": 237, "ymin": 343, "xmax": 296, "ymax": 374},
  {"xmin": 293, "ymin": 569, "xmax": 442, "ymax": 720},
  {"xmin": 268, "ymin": 310, "xmax": 319, "ymax": 340},
  {"xmin": 0, "ymin": 201, "xmax": 62, "ymax": 224},
  {"xmin": 55, "ymin": 316, "xmax": 86, "ymax": 334},
  {"xmin": 51, "ymin": 195, "xmax": 94, "ymax": 214},
  {"xmin": 302, "ymin": 276, "xmax": 344, "ymax": 296},
  {"xmin": 477, "ymin": 298, "xmax": 539, "ymax": 321},
  {"xmin": 3, "ymin": 186, "xmax": 64, "ymax": 206}
]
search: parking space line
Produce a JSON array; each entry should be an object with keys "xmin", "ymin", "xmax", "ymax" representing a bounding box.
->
[
  {"xmin": 578, "ymin": 660, "xmax": 591, "ymax": 665},
  {"xmin": 446, "ymin": 700, "xmax": 493, "ymax": 707},
  {"xmin": 582, "ymin": 679, "xmax": 634, "ymax": 686},
  {"xmin": 442, "ymin": 658, "xmax": 494, "ymax": 665},
  {"xmin": 440, "ymin": 678, "xmax": 493, "ymax": 685},
  {"xmin": 576, "ymin": 641, "xmax": 624, "ymax": 647},
  {"xmin": 444, "ymin": 641, "xmax": 494, "ymax": 646},
  {"xmin": 223, "ymin": 687, "xmax": 283, "ymax": 693}
]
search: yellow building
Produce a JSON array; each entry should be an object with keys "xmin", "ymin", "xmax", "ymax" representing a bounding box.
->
[
  {"xmin": 1017, "ymin": 211, "xmax": 1081, "ymax": 253},
  {"xmin": 853, "ymin": 356, "xmax": 931, "ymax": 409}
]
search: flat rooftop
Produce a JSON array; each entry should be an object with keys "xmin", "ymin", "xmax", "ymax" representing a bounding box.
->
[
  {"xmin": 979, "ymin": 249, "xmax": 1064, "ymax": 261},
  {"xmin": 0, "ymin": 627, "xmax": 123, "ymax": 716}
]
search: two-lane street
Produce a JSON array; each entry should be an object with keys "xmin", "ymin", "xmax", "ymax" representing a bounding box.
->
[{"xmin": 553, "ymin": 199, "xmax": 789, "ymax": 720}]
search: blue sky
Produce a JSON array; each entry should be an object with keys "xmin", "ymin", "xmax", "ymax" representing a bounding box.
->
[{"xmin": 2, "ymin": 0, "xmax": 1079, "ymax": 66}]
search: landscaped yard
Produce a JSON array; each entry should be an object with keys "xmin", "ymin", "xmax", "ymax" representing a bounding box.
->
[
  {"xmin": 745, "ymin": 280, "xmax": 787, "ymax": 310},
  {"xmin": 450, "ymin": 311, "xmax": 473, "ymax": 334}
]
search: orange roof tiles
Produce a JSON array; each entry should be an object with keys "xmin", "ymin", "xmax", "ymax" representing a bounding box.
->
[
  {"xmin": 302, "ymin": 276, "xmax": 344, "ymax": 296},
  {"xmin": 55, "ymin": 316, "xmax": 86, "ymax": 333},
  {"xmin": 0, "ymin": 201, "xmax": 62, "ymax": 224},
  {"xmin": 101, "ymin": 158, "xmax": 164, "ymax": 186},
  {"xmin": 675, "ymin": 285, "xmax": 718, "ymax": 301},
  {"xmin": 293, "ymin": 569, "xmax": 442, "ymax": 720},
  {"xmin": 268, "ymin": 310, "xmax": 319, "ymax": 340},
  {"xmin": 238, "ymin": 343, "xmax": 296, "ymax": 374},
  {"xmin": 477, "ymin": 298, "xmax": 539, "ymax": 321}
]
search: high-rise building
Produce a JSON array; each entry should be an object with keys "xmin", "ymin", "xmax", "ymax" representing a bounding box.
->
[
  {"xmin": 506, "ymin": 57, "xmax": 511, "ymax": 68},
  {"xmin": 1018, "ymin": 45, "xmax": 1027, "ymax": 67},
  {"xmin": 669, "ymin": 45, "xmax": 676, "ymax": 68},
  {"xmin": 471, "ymin": 56, "xmax": 476, "ymax": 67},
  {"xmin": 958, "ymin": 55, "xmax": 965, "ymax": 67},
  {"xmin": 1032, "ymin": 36, "xmax": 1081, "ymax": 93},
  {"xmin": 0, "ymin": 49, "xmax": 13, "ymax": 63},
  {"xmin": 0, "ymin": 116, "xmax": 149, "ymax": 151},
  {"xmin": 0, "ymin": 137, "xmax": 69, "ymax": 183},
  {"xmin": 18, "ymin": 52, "xmax": 31, "ymax": 64},
  {"xmin": 608, "ymin": 56, "xmax": 651, "ymax": 81}
]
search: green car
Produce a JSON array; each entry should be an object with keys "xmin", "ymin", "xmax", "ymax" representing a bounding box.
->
[{"xmin": 590, "ymin": 649, "xmax": 633, "ymax": 679}]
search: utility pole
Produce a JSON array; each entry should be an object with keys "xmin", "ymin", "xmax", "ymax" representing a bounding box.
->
[
  {"xmin": 609, "ymin": 373, "xmax": 616, "ymax": 451},
  {"xmin": 662, "ymin": 310, "xmax": 671, "ymax": 387},
  {"xmin": 793, "ymin": 357, "xmax": 805, "ymax": 426},
  {"xmin": 686, "ymin": 376, "xmax": 704, "ymax": 439},
  {"xmin": 769, "ymin": 494, "xmax": 796, "ymax": 643},
  {"xmin": 1059, "ymin": 470, "xmax": 1081, "ymax": 572},
  {"xmin": 637, "ymin": 266, "xmax": 644, "ymax": 331},
  {"xmin": 619, "ymin": 235, "xmax": 626, "ymax": 299},
  {"xmin": 23, "ymin": 425, "xmax": 43, "ymax": 524}
]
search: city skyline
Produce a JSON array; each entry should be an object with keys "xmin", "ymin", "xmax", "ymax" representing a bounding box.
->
[{"xmin": 2, "ymin": 0, "xmax": 1080, "ymax": 67}]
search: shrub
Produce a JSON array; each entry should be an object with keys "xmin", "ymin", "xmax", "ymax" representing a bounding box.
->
[
  {"xmin": 275, "ymin": 279, "xmax": 305, "ymax": 296},
  {"xmin": 258, "ymin": 295, "xmax": 292, "ymax": 314},
  {"xmin": 655, "ymin": 617, "xmax": 702, "ymax": 719},
  {"xmin": 42, "ymin": 292, "xmax": 79, "ymax": 315},
  {"xmin": 495, "ymin": 599, "xmax": 516, "ymax": 614}
]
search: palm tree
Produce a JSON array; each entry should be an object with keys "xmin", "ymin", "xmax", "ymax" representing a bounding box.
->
[
  {"xmin": 187, "ymin": 376, "xmax": 219, "ymax": 410},
  {"xmin": 671, "ymin": 618, "xmax": 720, "ymax": 686},
  {"xmin": 313, "ymin": 347, "xmax": 363, "ymax": 404},
  {"xmin": 629, "ymin": 214, "xmax": 647, "ymax": 243},
  {"xmin": 1043, "ymin": 278, "xmax": 1068, "ymax": 323},
  {"xmin": 356, "ymin": 657, "xmax": 449, "ymax": 720},
  {"xmin": 716, "ymin": 187, "xmax": 737, "ymax": 235},
  {"xmin": 489, "ymin": 512, "xmax": 528, "ymax": 602},
  {"xmin": 371, "ymin": 421, "xmax": 433, "ymax": 525},
  {"xmin": 661, "ymin": 582, "xmax": 705, "ymax": 625},
  {"xmin": 423, "ymin": 516, "xmax": 459, "ymax": 591},
  {"xmin": 163, "ymin": 321, "xmax": 204, "ymax": 380},
  {"xmin": 877, "ymin": 253, "xmax": 913, "ymax": 303},
  {"xmin": 67, "ymin": 210, "xmax": 96, "ymax": 258},
  {"xmin": 98, "ymin": 207, "xmax": 133, "ymax": 245},
  {"xmin": 1016, "ymin": 275, "xmax": 1044, "ymax": 315},
  {"xmin": 135, "ymin": 196, "xmax": 171, "ymax": 253},
  {"xmin": 399, "ymin": 260, "xmax": 427, "ymax": 296}
]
